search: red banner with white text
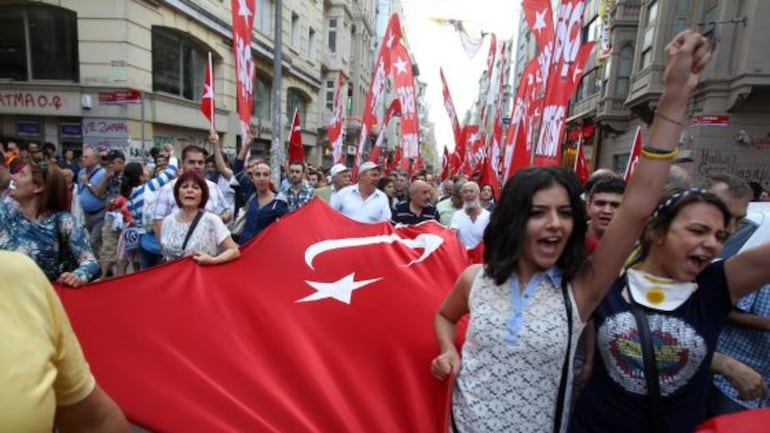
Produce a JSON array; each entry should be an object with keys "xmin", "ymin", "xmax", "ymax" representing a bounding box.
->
[
  {"xmin": 231, "ymin": 0, "xmax": 257, "ymax": 139},
  {"xmin": 391, "ymin": 43, "xmax": 419, "ymax": 159},
  {"xmin": 329, "ymin": 72, "xmax": 345, "ymax": 164},
  {"xmin": 440, "ymin": 67, "xmax": 462, "ymax": 151},
  {"xmin": 355, "ymin": 14, "xmax": 402, "ymax": 168}
]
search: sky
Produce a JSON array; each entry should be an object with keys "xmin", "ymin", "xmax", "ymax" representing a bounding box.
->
[{"xmin": 402, "ymin": 0, "xmax": 522, "ymax": 155}]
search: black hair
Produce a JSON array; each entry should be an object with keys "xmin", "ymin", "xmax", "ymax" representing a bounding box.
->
[
  {"xmin": 483, "ymin": 166, "xmax": 587, "ymax": 286},
  {"xmin": 633, "ymin": 188, "xmax": 732, "ymax": 264},
  {"xmin": 588, "ymin": 177, "xmax": 626, "ymax": 199},
  {"xmin": 120, "ymin": 162, "xmax": 145, "ymax": 198}
]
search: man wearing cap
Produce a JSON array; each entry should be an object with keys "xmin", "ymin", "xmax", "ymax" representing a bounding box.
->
[
  {"xmin": 316, "ymin": 163, "xmax": 351, "ymax": 203},
  {"xmin": 330, "ymin": 161, "xmax": 390, "ymax": 223}
]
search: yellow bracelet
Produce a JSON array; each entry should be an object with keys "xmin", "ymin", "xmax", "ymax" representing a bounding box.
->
[{"xmin": 641, "ymin": 147, "xmax": 678, "ymax": 160}]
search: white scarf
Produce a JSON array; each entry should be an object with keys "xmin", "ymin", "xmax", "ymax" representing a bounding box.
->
[{"xmin": 626, "ymin": 268, "xmax": 698, "ymax": 311}]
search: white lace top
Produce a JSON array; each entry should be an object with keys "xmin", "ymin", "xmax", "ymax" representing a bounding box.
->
[
  {"xmin": 160, "ymin": 211, "xmax": 230, "ymax": 261},
  {"xmin": 452, "ymin": 269, "xmax": 585, "ymax": 433}
]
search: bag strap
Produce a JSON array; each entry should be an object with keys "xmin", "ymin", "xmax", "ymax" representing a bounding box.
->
[
  {"xmin": 552, "ymin": 282, "xmax": 574, "ymax": 433},
  {"xmin": 627, "ymin": 276, "xmax": 666, "ymax": 433},
  {"xmin": 181, "ymin": 210, "xmax": 204, "ymax": 252}
]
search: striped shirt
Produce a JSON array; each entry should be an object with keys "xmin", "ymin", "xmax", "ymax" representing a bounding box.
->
[{"xmin": 126, "ymin": 158, "xmax": 178, "ymax": 232}]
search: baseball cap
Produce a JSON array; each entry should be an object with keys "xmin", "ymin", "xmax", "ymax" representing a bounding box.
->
[
  {"xmin": 106, "ymin": 149, "xmax": 126, "ymax": 161},
  {"xmin": 358, "ymin": 161, "xmax": 380, "ymax": 173},
  {"xmin": 330, "ymin": 163, "xmax": 349, "ymax": 177}
]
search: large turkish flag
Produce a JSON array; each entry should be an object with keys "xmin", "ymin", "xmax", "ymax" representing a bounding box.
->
[{"xmin": 58, "ymin": 199, "xmax": 469, "ymax": 433}]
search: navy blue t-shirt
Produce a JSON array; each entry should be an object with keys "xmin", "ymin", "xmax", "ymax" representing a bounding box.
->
[{"xmin": 569, "ymin": 260, "xmax": 732, "ymax": 433}]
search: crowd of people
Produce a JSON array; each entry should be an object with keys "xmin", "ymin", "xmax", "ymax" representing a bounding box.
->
[{"xmin": 1, "ymin": 30, "xmax": 770, "ymax": 431}]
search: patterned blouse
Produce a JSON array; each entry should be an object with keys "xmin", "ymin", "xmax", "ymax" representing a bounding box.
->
[{"xmin": 0, "ymin": 199, "xmax": 100, "ymax": 282}]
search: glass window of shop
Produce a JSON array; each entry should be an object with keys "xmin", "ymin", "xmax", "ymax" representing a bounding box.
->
[
  {"xmin": 254, "ymin": 74, "xmax": 272, "ymax": 122},
  {"xmin": 0, "ymin": 5, "xmax": 78, "ymax": 81},
  {"xmin": 152, "ymin": 27, "xmax": 207, "ymax": 101}
]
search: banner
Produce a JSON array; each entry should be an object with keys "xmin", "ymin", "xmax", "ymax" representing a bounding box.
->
[
  {"xmin": 231, "ymin": 0, "xmax": 257, "ymax": 139},
  {"xmin": 329, "ymin": 72, "xmax": 345, "ymax": 164},
  {"xmin": 488, "ymin": 41, "xmax": 509, "ymax": 174},
  {"xmin": 200, "ymin": 52, "xmax": 215, "ymax": 129},
  {"xmin": 58, "ymin": 200, "xmax": 470, "ymax": 433},
  {"xmin": 597, "ymin": 0, "xmax": 614, "ymax": 64},
  {"xmin": 479, "ymin": 33, "xmax": 497, "ymax": 124},
  {"xmin": 441, "ymin": 146, "xmax": 450, "ymax": 181},
  {"xmin": 502, "ymin": 59, "xmax": 540, "ymax": 180},
  {"xmin": 391, "ymin": 43, "xmax": 419, "ymax": 159},
  {"xmin": 574, "ymin": 133, "xmax": 589, "ymax": 183},
  {"xmin": 439, "ymin": 67, "xmax": 462, "ymax": 150},
  {"xmin": 355, "ymin": 14, "xmax": 402, "ymax": 169}
]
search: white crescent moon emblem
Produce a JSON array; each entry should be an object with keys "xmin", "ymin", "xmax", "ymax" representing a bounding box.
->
[{"xmin": 304, "ymin": 233, "xmax": 444, "ymax": 270}]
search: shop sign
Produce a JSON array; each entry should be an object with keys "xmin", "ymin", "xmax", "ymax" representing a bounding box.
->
[
  {"xmin": 82, "ymin": 118, "xmax": 129, "ymax": 138},
  {"xmin": 17, "ymin": 120, "xmax": 42, "ymax": 136},
  {"xmin": 60, "ymin": 122, "xmax": 82, "ymax": 137},
  {"xmin": 691, "ymin": 114, "xmax": 729, "ymax": 127},
  {"xmin": 98, "ymin": 90, "xmax": 142, "ymax": 105}
]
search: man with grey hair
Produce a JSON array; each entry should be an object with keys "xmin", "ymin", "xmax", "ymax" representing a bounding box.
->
[
  {"xmin": 450, "ymin": 181, "xmax": 490, "ymax": 248},
  {"xmin": 436, "ymin": 178, "xmax": 466, "ymax": 226},
  {"xmin": 706, "ymin": 173, "xmax": 753, "ymax": 234}
]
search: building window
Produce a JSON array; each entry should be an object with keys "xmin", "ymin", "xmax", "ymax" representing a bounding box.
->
[
  {"xmin": 254, "ymin": 74, "xmax": 272, "ymax": 121},
  {"xmin": 613, "ymin": 153, "xmax": 630, "ymax": 175},
  {"xmin": 286, "ymin": 88, "xmax": 308, "ymax": 124},
  {"xmin": 327, "ymin": 18, "xmax": 338, "ymax": 53},
  {"xmin": 291, "ymin": 12, "xmax": 300, "ymax": 49},
  {"xmin": 640, "ymin": 0, "xmax": 657, "ymax": 69},
  {"xmin": 308, "ymin": 28, "xmax": 316, "ymax": 62},
  {"xmin": 616, "ymin": 45, "xmax": 634, "ymax": 98},
  {"xmin": 582, "ymin": 17, "xmax": 600, "ymax": 43},
  {"xmin": 152, "ymin": 27, "xmax": 208, "ymax": 101},
  {"xmin": 575, "ymin": 67, "xmax": 602, "ymax": 101},
  {"xmin": 255, "ymin": 0, "xmax": 273, "ymax": 35},
  {"xmin": 0, "ymin": 5, "xmax": 78, "ymax": 81},
  {"xmin": 325, "ymin": 80, "xmax": 335, "ymax": 110}
]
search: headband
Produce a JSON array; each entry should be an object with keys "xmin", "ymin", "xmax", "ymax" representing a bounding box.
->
[
  {"xmin": 253, "ymin": 163, "xmax": 270, "ymax": 172},
  {"xmin": 651, "ymin": 188, "xmax": 707, "ymax": 219}
]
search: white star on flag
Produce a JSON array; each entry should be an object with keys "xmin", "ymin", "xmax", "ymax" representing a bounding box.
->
[
  {"xmin": 202, "ymin": 83, "xmax": 213, "ymax": 100},
  {"xmin": 237, "ymin": 0, "xmax": 252, "ymax": 26},
  {"xmin": 297, "ymin": 273, "xmax": 382, "ymax": 305},
  {"xmin": 534, "ymin": 9, "xmax": 547, "ymax": 33},
  {"xmin": 386, "ymin": 33, "xmax": 395, "ymax": 49},
  {"xmin": 393, "ymin": 56, "xmax": 408, "ymax": 75}
]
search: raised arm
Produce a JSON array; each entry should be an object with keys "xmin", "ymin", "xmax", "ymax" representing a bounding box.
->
[
  {"xmin": 725, "ymin": 245, "xmax": 770, "ymax": 303},
  {"xmin": 573, "ymin": 30, "xmax": 712, "ymax": 320},
  {"xmin": 210, "ymin": 130, "xmax": 234, "ymax": 180}
]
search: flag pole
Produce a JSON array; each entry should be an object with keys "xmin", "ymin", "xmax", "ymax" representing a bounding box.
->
[
  {"xmin": 270, "ymin": 0, "xmax": 284, "ymax": 187},
  {"xmin": 208, "ymin": 51, "xmax": 215, "ymax": 130}
]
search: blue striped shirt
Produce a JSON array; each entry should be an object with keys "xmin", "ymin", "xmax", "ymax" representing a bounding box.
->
[{"xmin": 126, "ymin": 158, "xmax": 178, "ymax": 231}]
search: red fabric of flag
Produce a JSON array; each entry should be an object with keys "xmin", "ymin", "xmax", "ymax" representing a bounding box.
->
[
  {"xmin": 200, "ymin": 52, "xmax": 215, "ymax": 129},
  {"xmin": 441, "ymin": 146, "xmax": 450, "ymax": 181},
  {"xmin": 57, "ymin": 200, "xmax": 469, "ymax": 433},
  {"xmin": 697, "ymin": 409, "xmax": 770, "ymax": 433},
  {"xmin": 329, "ymin": 72, "xmax": 345, "ymax": 164},
  {"xmin": 478, "ymin": 156, "xmax": 500, "ymax": 201},
  {"xmin": 440, "ymin": 67, "xmax": 462, "ymax": 149},
  {"xmin": 288, "ymin": 109, "xmax": 304, "ymax": 162},
  {"xmin": 231, "ymin": 0, "xmax": 257, "ymax": 139},
  {"xmin": 574, "ymin": 136, "xmax": 589, "ymax": 184},
  {"xmin": 391, "ymin": 43, "xmax": 419, "ymax": 160},
  {"xmin": 624, "ymin": 125, "xmax": 643, "ymax": 183}
]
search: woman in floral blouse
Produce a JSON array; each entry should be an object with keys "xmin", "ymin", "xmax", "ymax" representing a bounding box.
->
[{"xmin": 0, "ymin": 161, "xmax": 99, "ymax": 286}]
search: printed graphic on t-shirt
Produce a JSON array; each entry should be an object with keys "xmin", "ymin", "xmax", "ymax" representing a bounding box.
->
[{"xmin": 597, "ymin": 312, "xmax": 706, "ymax": 397}]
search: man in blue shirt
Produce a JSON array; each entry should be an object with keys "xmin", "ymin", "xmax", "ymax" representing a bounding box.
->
[{"xmin": 77, "ymin": 147, "xmax": 107, "ymax": 254}]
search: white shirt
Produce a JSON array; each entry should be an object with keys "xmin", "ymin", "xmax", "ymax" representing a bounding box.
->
[
  {"xmin": 330, "ymin": 183, "xmax": 392, "ymax": 223},
  {"xmin": 152, "ymin": 178, "xmax": 227, "ymax": 223},
  {"xmin": 450, "ymin": 208, "xmax": 490, "ymax": 248}
]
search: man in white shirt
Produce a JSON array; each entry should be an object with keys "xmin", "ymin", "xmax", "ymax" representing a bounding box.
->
[
  {"xmin": 330, "ymin": 161, "xmax": 391, "ymax": 223},
  {"xmin": 152, "ymin": 144, "xmax": 230, "ymax": 244},
  {"xmin": 450, "ymin": 181, "xmax": 490, "ymax": 248}
]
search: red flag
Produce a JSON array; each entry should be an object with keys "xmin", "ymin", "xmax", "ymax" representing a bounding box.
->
[
  {"xmin": 390, "ymin": 146, "xmax": 403, "ymax": 174},
  {"xmin": 200, "ymin": 52, "xmax": 215, "ymax": 129},
  {"xmin": 288, "ymin": 109, "xmax": 304, "ymax": 162},
  {"xmin": 391, "ymin": 43, "xmax": 419, "ymax": 159},
  {"xmin": 371, "ymin": 99, "xmax": 401, "ymax": 163},
  {"xmin": 697, "ymin": 409, "xmax": 770, "ymax": 433},
  {"xmin": 502, "ymin": 59, "xmax": 539, "ymax": 180},
  {"xmin": 574, "ymin": 134, "xmax": 589, "ymax": 184},
  {"xmin": 355, "ymin": 14, "xmax": 402, "ymax": 168},
  {"xmin": 410, "ymin": 155, "xmax": 424, "ymax": 177},
  {"xmin": 479, "ymin": 33, "xmax": 497, "ymax": 123},
  {"xmin": 57, "ymin": 201, "xmax": 469, "ymax": 433},
  {"xmin": 478, "ymin": 156, "xmax": 500, "ymax": 200},
  {"xmin": 439, "ymin": 68, "xmax": 462, "ymax": 149},
  {"xmin": 328, "ymin": 72, "xmax": 345, "ymax": 164},
  {"xmin": 624, "ymin": 125, "xmax": 643, "ymax": 182},
  {"xmin": 441, "ymin": 146, "xmax": 450, "ymax": 181},
  {"xmin": 231, "ymin": 0, "xmax": 257, "ymax": 139}
]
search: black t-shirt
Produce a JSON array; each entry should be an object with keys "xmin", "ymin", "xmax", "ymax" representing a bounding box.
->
[
  {"xmin": 569, "ymin": 260, "xmax": 733, "ymax": 433},
  {"xmin": 389, "ymin": 200, "xmax": 439, "ymax": 225}
]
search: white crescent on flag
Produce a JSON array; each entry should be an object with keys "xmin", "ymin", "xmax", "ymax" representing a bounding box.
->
[{"xmin": 304, "ymin": 233, "xmax": 444, "ymax": 271}]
